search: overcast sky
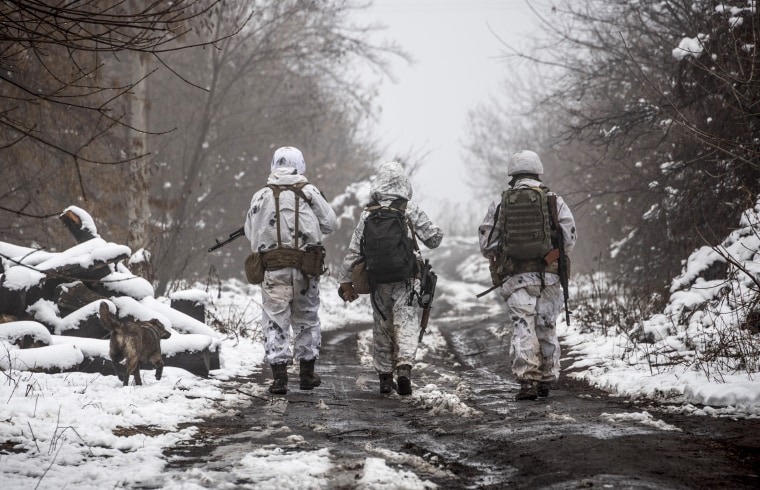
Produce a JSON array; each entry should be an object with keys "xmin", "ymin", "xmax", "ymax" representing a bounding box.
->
[{"xmin": 354, "ymin": 0, "xmax": 539, "ymax": 214}]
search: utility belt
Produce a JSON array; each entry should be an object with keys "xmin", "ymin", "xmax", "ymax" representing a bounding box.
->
[
  {"xmin": 263, "ymin": 246, "xmax": 326, "ymax": 277},
  {"xmin": 245, "ymin": 246, "xmax": 326, "ymax": 285},
  {"xmin": 490, "ymin": 252, "xmax": 570, "ymax": 286}
]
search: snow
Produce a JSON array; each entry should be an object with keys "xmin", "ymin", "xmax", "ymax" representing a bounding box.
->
[
  {"xmin": 169, "ymin": 288, "xmax": 211, "ymax": 305},
  {"xmin": 672, "ymin": 34, "xmax": 707, "ymax": 60},
  {"xmin": 100, "ymin": 262, "xmax": 156, "ymax": 299},
  {"xmin": 600, "ymin": 411, "xmax": 681, "ymax": 432},
  {"xmin": 0, "ymin": 321, "xmax": 51, "ymax": 345},
  {"xmin": 27, "ymin": 299, "xmax": 99, "ymax": 336},
  {"xmin": 35, "ymin": 238, "xmax": 130, "ymax": 275},
  {"xmin": 1, "ymin": 265, "xmax": 46, "ymax": 291},
  {"xmin": 1, "ymin": 343, "xmax": 84, "ymax": 371},
  {"xmin": 2, "ymin": 198, "xmax": 760, "ymax": 486},
  {"xmin": 139, "ymin": 296, "xmax": 221, "ymax": 338},
  {"xmin": 0, "ymin": 242, "xmax": 54, "ymax": 268}
]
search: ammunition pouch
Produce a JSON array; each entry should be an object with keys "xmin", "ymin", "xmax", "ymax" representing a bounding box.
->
[
  {"xmin": 489, "ymin": 259, "xmax": 503, "ymax": 287},
  {"xmin": 245, "ymin": 252, "xmax": 265, "ymax": 285},
  {"xmin": 351, "ymin": 260, "xmax": 370, "ymax": 294},
  {"xmin": 263, "ymin": 247, "xmax": 327, "ymax": 277},
  {"xmin": 301, "ymin": 246, "xmax": 327, "ymax": 277}
]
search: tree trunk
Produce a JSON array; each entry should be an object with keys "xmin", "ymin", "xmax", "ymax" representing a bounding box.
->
[
  {"xmin": 127, "ymin": 51, "xmax": 152, "ymax": 257},
  {"xmin": 127, "ymin": 51, "xmax": 154, "ymax": 283}
]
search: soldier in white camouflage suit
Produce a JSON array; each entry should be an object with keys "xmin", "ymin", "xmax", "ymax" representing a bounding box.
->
[
  {"xmin": 478, "ymin": 150, "xmax": 577, "ymax": 400},
  {"xmin": 337, "ymin": 161, "xmax": 443, "ymax": 395},
  {"xmin": 244, "ymin": 146, "xmax": 337, "ymax": 395}
]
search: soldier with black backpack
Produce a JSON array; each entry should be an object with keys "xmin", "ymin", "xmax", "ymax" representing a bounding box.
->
[
  {"xmin": 478, "ymin": 150, "xmax": 577, "ymax": 401},
  {"xmin": 337, "ymin": 161, "xmax": 443, "ymax": 396}
]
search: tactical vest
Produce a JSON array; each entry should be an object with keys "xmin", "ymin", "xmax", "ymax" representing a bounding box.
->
[{"xmin": 495, "ymin": 186, "xmax": 558, "ymax": 277}]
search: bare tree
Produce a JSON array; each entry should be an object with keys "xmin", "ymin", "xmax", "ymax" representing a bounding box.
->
[
  {"xmin": 0, "ymin": 0, "xmax": 246, "ymax": 253},
  {"xmin": 466, "ymin": 0, "xmax": 759, "ymax": 303},
  {"xmin": 135, "ymin": 0, "xmax": 406, "ymax": 292},
  {"xmin": 0, "ymin": 1, "xmax": 407, "ymax": 293}
]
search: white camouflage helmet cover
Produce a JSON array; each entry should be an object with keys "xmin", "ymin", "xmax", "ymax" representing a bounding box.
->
[
  {"xmin": 508, "ymin": 150, "xmax": 544, "ymax": 176},
  {"xmin": 271, "ymin": 146, "xmax": 306, "ymax": 175},
  {"xmin": 370, "ymin": 161, "xmax": 413, "ymax": 201}
]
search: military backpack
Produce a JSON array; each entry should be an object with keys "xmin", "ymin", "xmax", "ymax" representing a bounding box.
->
[
  {"xmin": 361, "ymin": 198, "xmax": 417, "ymax": 286},
  {"xmin": 499, "ymin": 186, "xmax": 553, "ymax": 261}
]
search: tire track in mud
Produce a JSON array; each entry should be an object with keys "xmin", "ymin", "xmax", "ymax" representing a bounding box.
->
[{"xmin": 163, "ymin": 318, "xmax": 760, "ymax": 489}]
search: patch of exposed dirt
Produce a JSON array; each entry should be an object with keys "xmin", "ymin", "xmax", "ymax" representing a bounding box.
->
[
  {"xmin": 113, "ymin": 425, "xmax": 172, "ymax": 437},
  {"xmin": 0, "ymin": 440, "xmax": 26, "ymax": 454}
]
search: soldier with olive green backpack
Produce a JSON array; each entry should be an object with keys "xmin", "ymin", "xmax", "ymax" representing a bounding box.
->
[{"xmin": 478, "ymin": 150, "xmax": 577, "ymax": 401}]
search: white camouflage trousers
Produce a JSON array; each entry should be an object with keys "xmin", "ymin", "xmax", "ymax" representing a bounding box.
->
[
  {"xmin": 504, "ymin": 284, "xmax": 562, "ymax": 383},
  {"xmin": 371, "ymin": 280, "xmax": 420, "ymax": 374},
  {"xmin": 261, "ymin": 268, "xmax": 322, "ymax": 366}
]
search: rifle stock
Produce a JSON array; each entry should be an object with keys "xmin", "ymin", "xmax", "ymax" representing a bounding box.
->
[{"xmin": 208, "ymin": 227, "xmax": 245, "ymax": 252}]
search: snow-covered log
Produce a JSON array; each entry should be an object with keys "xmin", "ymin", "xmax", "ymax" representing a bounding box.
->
[
  {"xmin": 0, "ymin": 320, "xmax": 52, "ymax": 348},
  {"xmin": 170, "ymin": 289, "xmax": 210, "ymax": 323},
  {"xmin": 59, "ymin": 206, "xmax": 100, "ymax": 244},
  {"xmin": 27, "ymin": 299, "xmax": 110, "ymax": 339},
  {"xmin": 0, "ymin": 237, "xmax": 130, "ymax": 316},
  {"xmin": 0, "ymin": 343, "xmax": 84, "ymax": 373}
]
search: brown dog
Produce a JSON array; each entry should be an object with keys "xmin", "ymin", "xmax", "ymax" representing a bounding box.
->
[{"xmin": 99, "ymin": 303, "xmax": 171, "ymax": 386}]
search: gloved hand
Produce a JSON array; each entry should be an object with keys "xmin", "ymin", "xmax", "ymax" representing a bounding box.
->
[{"xmin": 338, "ymin": 282, "xmax": 359, "ymax": 303}]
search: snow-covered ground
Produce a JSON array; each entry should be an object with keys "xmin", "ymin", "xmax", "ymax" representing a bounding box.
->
[
  {"xmin": 2, "ymin": 215, "xmax": 760, "ymax": 487},
  {"xmin": 559, "ymin": 198, "xmax": 760, "ymax": 418}
]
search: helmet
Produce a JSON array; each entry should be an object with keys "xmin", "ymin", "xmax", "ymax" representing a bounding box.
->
[
  {"xmin": 507, "ymin": 150, "xmax": 544, "ymax": 176},
  {"xmin": 271, "ymin": 146, "xmax": 306, "ymax": 175}
]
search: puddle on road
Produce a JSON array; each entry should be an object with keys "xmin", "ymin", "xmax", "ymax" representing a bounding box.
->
[{"xmin": 539, "ymin": 473, "xmax": 681, "ymax": 490}]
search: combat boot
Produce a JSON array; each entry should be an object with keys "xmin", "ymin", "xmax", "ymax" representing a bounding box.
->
[
  {"xmin": 299, "ymin": 358, "xmax": 321, "ymax": 390},
  {"xmin": 537, "ymin": 381, "xmax": 551, "ymax": 397},
  {"xmin": 379, "ymin": 373, "xmax": 394, "ymax": 394},
  {"xmin": 269, "ymin": 363, "xmax": 288, "ymax": 395},
  {"xmin": 397, "ymin": 364, "xmax": 412, "ymax": 396},
  {"xmin": 516, "ymin": 381, "xmax": 538, "ymax": 401}
]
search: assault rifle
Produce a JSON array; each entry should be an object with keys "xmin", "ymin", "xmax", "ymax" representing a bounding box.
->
[
  {"xmin": 418, "ymin": 259, "xmax": 437, "ymax": 342},
  {"xmin": 547, "ymin": 195, "xmax": 571, "ymax": 325},
  {"xmin": 208, "ymin": 227, "xmax": 245, "ymax": 252}
]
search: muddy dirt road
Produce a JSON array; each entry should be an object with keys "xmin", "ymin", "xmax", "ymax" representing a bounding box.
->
[
  {"xmin": 163, "ymin": 315, "xmax": 760, "ymax": 489},
  {"xmin": 162, "ymin": 241, "xmax": 759, "ymax": 488}
]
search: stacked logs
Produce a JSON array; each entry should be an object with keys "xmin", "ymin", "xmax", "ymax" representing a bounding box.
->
[{"xmin": 0, "ymin": 206, "xmax": 220, "ymax": 379}]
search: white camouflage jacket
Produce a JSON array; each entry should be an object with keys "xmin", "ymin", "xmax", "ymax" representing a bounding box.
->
[
  {"xmin": 338, "ymin": 162, "xmax": 444, "ymax": 283},
  {"xmin": 245, "ymin": 167, "xmax": 336, "ymax": 253}
]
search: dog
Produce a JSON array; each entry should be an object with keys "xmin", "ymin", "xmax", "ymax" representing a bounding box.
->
[{"xmin": 99, "ymin": 302, "xmax": 171, "ymax": 386}]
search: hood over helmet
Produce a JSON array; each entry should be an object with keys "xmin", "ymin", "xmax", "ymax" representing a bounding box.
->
[
  {"xmin": 508, "ymin": 150, "xmax": 544, "ymax": 176},
  {"xmin": 370, "ymin": 161, "xmax": 412, "ymax": 201},
  {"xmin": 271, "ymin": 146, "xmax": 306, "ymax": 175}
]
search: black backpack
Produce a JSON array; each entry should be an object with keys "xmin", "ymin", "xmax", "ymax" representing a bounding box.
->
[{"xmin": 361, "ymin": 198, "xmax": 417, "ymax": 285}]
